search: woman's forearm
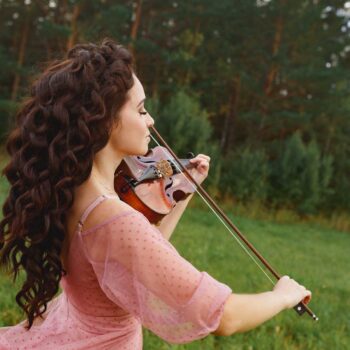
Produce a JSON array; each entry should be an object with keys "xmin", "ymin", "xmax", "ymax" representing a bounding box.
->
[
  {"xmin": 155, "ymin": 193, "xmax": 194, "ymax": 240},
  {"xmin": 212, "ymin": 291, "xmax": 286, "ymax": 336}
]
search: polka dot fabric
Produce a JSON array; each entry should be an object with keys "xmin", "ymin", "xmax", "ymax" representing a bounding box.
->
[{"xmin": 0, "ymin": 194, "xmax": 232, "ymax": 349}]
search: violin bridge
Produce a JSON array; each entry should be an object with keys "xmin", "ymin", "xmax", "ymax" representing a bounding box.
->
[{"xmin": 156, "ymin": 159, "xmax": 173, "ymax": 177}]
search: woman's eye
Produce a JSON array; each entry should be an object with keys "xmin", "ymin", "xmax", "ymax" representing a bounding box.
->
[{"xmin": 139, "ymin": 110, "xmax": 148, "ymax": 116}]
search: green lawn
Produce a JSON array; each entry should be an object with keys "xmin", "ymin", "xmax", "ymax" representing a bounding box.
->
[
  {"xmin": 1, "ymin": 198, "xmax": 349, "ymax": 349},
  {"xmin": 0, "ymin": 150, "xmax": 348, "ymax": 349},
  {"xmin": 142, "ymin": 206, "xmax": 350, "ymax": 349}
]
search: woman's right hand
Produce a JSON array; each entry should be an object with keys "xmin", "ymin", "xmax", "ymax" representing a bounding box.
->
[{"xmin": 273, "ymin": 275, "xmax": 312, "ymax": 309}]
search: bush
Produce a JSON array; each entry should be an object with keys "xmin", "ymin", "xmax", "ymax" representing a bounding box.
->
[
  {"xmin": 220, "ymin": 147, "xmax": 269, "ymax": 202},
  {"xmin": 270, "ymin": 131, "xmax": 333, "ymax": 214}
]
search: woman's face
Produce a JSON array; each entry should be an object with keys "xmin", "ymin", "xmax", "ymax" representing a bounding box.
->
[{"xmin": 111, "ymin": 74, "xmax": 154, "ymax": 157}]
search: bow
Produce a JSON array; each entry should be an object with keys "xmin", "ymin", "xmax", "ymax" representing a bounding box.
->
[{"xmin": 150, "ymin": 125, "xmax": 318, "ymax": 321}]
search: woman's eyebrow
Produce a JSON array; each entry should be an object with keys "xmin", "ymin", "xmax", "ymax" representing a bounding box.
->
[{"xmin": 137, "ymin": 98, "xmax": 146, "ymax": 107}]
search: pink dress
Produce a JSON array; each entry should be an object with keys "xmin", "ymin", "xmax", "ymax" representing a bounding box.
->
[{"xmin": 0, "ymin": 194, "xmax": 232, "ymax": 349}]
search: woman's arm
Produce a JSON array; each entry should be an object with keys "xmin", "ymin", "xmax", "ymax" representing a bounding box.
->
[
  {"xmin": 212, "ymin": 291, "xmax": 285, "ymax": 336},
  {"xmin": 212, "ymin": 276, "xmax": 312, "ymax": 336},
  {"xmin": 155, "ymin": 193, "xmax": 194, "ymax": 240}
]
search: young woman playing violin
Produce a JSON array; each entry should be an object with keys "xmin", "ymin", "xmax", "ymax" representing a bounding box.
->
[{"xmin": 0, "ymin": 38, "xmax": 312, "ymax": 349}]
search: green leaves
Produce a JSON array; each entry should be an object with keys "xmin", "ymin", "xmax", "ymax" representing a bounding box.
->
[
  {"xmin": 0, "ymin": 0, "xmax": 348, "ymax": 213},
  {"xmin": 271, "ymin": 132, "xmax": 333, "ymax": 214}
]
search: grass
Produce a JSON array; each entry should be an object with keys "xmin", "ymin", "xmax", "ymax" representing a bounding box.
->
[
  {"xmin": 1, "ymin": 197, "xmax": 349, "ymax": 349},
  {"xmin": 0, "ymin": 151, "xmax": 349, "ymax": 349},
  {"xmin": 141, "ymin": 204, "xmax": 350, "ymax": 349}
]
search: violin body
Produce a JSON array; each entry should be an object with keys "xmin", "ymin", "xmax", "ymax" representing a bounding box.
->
[{"xmin": 114, "ymin": 146, "xmax": 195, "ymax": 224}]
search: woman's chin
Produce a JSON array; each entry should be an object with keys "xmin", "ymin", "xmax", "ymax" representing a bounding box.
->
[
  {"xmin": 132, "ymin": 145, "xmax": 149, "ymax": 156},
  {"xmin": 141, "ymin": 145, "xmax": 150, "ymax": 155},
  {"xmin": 123, "ymin": 143, "xmax": 150, "ymax": 157}
]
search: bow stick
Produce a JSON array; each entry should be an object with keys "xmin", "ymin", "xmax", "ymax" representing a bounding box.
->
[{"xmin": 150, "ymin": 125, "xmax": 318, "ymax": 321}]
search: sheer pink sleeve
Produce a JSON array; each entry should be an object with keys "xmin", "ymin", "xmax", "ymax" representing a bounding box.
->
[{"xmin": 80, "ymin": 210, "xmax": 232, "ymax": 344}]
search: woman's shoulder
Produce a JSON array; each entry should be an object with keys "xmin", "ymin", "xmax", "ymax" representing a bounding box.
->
[{"xmin": 80, "ymin": 194, "xmax": 139, "ymax": 235}]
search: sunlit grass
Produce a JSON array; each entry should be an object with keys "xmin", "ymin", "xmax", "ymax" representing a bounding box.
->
[
  {"xmin": 0, "ymin": 151, "xmax": 349, "ymax": 348},
  {"xmin": 1, "ymin": 198, "xmax": 349, "ymax": 349},
  {"xmin": 143, "ymin": 204, "xmax": 350, "ymax": 349}
]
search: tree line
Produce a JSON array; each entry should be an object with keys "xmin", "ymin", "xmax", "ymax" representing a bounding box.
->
[{"xmin": 0, "ymin": 0, "xmax": 349, "ymax": 215}]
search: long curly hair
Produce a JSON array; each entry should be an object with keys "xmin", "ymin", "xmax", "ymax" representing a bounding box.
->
[{"xmin": 0, "ymin": 38, "xmax": 135, "ymax": 330}]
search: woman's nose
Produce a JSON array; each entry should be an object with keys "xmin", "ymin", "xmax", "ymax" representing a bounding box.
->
[{"xmin": 146, "ymin": 114, "xmax": 154, "ymax": 127}]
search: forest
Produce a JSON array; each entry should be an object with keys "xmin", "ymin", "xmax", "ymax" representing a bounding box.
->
[{"xmin": 0, "ymin": 0, "xmax": 349, "ymax": 220}]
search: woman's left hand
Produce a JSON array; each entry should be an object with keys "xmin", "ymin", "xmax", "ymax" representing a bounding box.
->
[{"xmin": 187, "ymin": 154, "xmax": 211, "ymax": 185}]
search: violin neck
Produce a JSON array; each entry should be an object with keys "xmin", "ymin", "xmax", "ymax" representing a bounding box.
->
[{"xmin": 170, "ymin": 159, "xmax": 194, "ymax": 175}]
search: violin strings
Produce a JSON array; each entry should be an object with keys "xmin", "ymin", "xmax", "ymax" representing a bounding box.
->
[{"xmin": 150, "ymin": 135, "xmax": 275, "ymax": 286}]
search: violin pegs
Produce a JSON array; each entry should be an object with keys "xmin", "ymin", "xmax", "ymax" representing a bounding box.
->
[{"xmin": 187, "ymin": 152, "xmax": 195, "ymax": 159}]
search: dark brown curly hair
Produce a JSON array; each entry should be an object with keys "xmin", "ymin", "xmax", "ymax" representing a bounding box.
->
[{"xmin": 0, "ymin": 38, "xmax": 135, "ymax": 330}]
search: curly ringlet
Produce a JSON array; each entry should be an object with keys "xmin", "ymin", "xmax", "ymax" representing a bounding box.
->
[{"xmin": 0, "ymin": 38, "xmax": 135, "ymax": 330}]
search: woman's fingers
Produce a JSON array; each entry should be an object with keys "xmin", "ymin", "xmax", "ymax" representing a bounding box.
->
[
  {"xmin": 186, "ymin": 154, "xmax": 211, "ymax": 184},
  {"xmin": 273, "ymin": 275, "xmax": 312, "ymax": 309},
  {"xmin": 303, "ymin": 290, "xmax": 312, "ymax": 304},
  {"xmin": 189, "ymin": 154, "xmax": 211, "ymax": 162},
  {"xmin": 190, "ymin": 159, "xmax": 209, "ymax": 174}
]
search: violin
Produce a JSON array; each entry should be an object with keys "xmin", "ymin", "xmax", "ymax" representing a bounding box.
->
[
  {"xmin": 114, "ymin": 126, "xmax": 318, "ymax": 322},
  {"xmin": 114, "ymin": 146, "xmax": 196, "ymax": 225}
]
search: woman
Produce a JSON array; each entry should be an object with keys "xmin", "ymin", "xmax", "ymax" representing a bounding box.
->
[{"xmin": 0, "ymin": 38, "xmax": 311, "ymax": 349}]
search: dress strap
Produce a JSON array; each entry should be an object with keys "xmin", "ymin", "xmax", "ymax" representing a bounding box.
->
[{"xmin": 77, "ymin": 193, "xmax": 119, "ymax": 231}]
